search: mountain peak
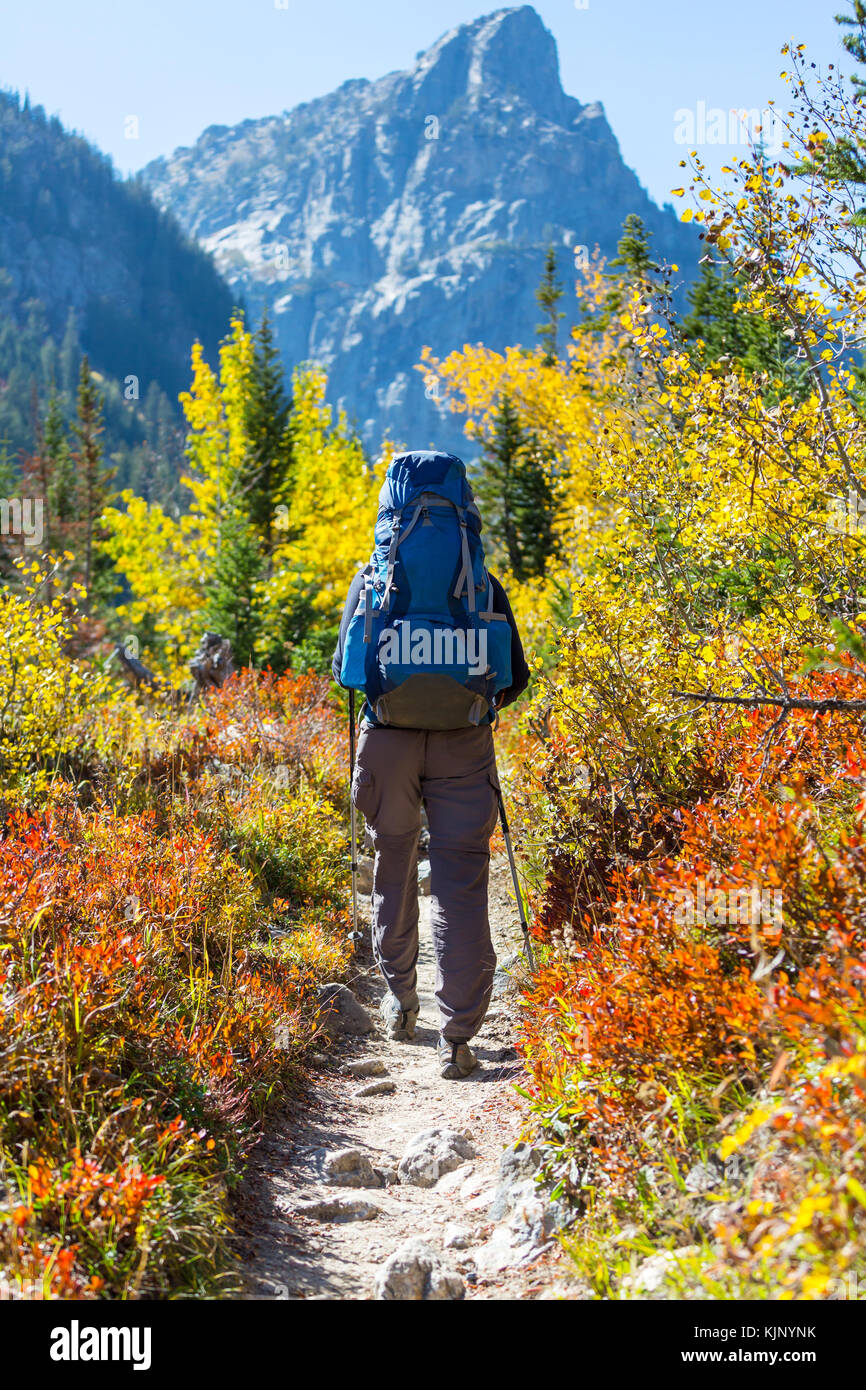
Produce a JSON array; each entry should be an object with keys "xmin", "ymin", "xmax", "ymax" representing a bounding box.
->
[
  {"xmin": 409, "ymin": 6, "xmax": 566, "ymax": 117},
  {"xmin": 466, "ymin": 7, "xmax": 561, "ymax": 90}
]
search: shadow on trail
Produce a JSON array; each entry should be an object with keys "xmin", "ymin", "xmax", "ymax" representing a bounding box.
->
[{"xmin": 232, "ymin": 1085, "xmax": 365, "ymax": 1301}]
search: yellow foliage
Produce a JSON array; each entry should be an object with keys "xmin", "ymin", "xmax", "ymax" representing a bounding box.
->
[
  {"xmin": 0, "ymin": 558, "xmax": 121, "ymax": 792},
  {"xmin": 264, "ymin": 365, "xmax": 387, "ymax": 625},
  {"xmin": 102, "ymin": 325, "xmax": 387, "ymax": 673}
]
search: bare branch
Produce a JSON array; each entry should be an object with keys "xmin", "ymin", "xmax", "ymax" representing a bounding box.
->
[{"xmin": 673, "ymin": 688, "xmax": 866, "ymax": 712}]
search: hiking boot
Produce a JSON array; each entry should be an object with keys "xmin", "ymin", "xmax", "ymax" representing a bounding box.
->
[
  {"xmin": 379, "ymin": 992, "xmax": 420, "ymax": 1041},
  {"xmin": 437, "ymin": 1036, "xmax": 478, "ymax": 1079}
]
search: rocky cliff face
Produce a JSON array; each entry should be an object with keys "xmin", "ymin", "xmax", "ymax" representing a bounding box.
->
[{"xmin": 142, "ymin": 5, "xmax": 697, "ymax": 453}]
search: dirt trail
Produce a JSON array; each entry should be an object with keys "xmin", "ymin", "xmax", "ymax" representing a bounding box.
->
[{"xmin": 236, "ymin": 857, "xmax": 569, "ymax": 1300}]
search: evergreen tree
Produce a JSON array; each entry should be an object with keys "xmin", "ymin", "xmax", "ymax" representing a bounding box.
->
[
  {"xmin": 0, "ymin": 437, "xmax": 15, "ymax": 496},
  {"xmin": 0, "ymin": 436, "xmax": 19, "ymax": 579},
  {"xmin": 203, "ymin": 508, "xmax": 264, "ymax": 667},
  {"xmin": 142, "ymin": 382, "xmax": 182, "ymax": 507},
  {"xmin": 601, "ymin": 213, "xmax": 661, "ymax": 322},
  {"xmin": 610, "ymin": 213, "xmax": 658, "ymax": 282},
  {"xmin": 478, "ymin": 394, "xmax": 556, "ymax": 582},
  {"xmin": 681, "ymin": 258, "xmax": 802, "ymax": 380},
  {"xmin": 837, "ymin": 0, "xmax": 866, "ymax": 97},
  {"xmin": 793, "ymin": 6, "xmax": 866, "ymax": 214},
  {"xmin": 574, "ymin": 214, "xmax": 664, "ymax": 342},
  {"xmin": 71, "ymin": 356, "xmax": 114, "ymax": 606},
  {"xmin": 44, "ymin": 390, "xmax": 76, "ymax": 533},
  {"xmin": 535, "ymin": 245, "xmax": 564, "ymax": 366},
  {"xmin": 509, "ymin": 437, "xmax": 557, "ymax": 582},
  {"xmin": 240, "ymin": 311, "xmax": 294, "ymax": 552},
  {"xmin": 678, "ymin": 228, "xmax": 810, "ymax": 401}
]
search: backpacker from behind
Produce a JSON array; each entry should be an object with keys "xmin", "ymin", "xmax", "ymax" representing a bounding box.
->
[{"xmin": 339, "ymin": 450, "xmax": 512, "ymax": 729}]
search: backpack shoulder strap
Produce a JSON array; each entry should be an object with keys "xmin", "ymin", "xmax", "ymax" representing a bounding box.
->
[
  {"xmin": 381, "ymin": 503, "xmax": 425, "ymax": 612},
  {"xmin": 452, "ymin": 505, "xmax": 476, "ymax": 613}
]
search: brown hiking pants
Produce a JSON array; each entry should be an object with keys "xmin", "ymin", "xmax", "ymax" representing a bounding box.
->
[{"xmin": 351, "ymin": 724, "xmax": 500, "ymax": 1041}]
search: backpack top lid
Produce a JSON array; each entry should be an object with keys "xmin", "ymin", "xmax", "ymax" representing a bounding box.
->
[{"xmin": 381, "ymin": 450, "xmax": 472, "ymax": 512}]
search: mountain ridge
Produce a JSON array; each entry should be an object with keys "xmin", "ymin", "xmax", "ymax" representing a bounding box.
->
[{"xmin": 0, "ymin": 87, "xmax": 239, "ymax": 491}]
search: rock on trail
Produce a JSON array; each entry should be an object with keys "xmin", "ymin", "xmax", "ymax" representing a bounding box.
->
[
  {"xmin": 356, "ymin": 1080, "xmax": 397, "ymax": 1098},
  {"xmin": 317, "ymin": 983, "xmax": 374, "ymax": 1037},
  {"xmin": 340, "ymin": 1058, "xmax": 388, "ymax": 1079},
  {"xmin": 374, "ymin": 1239, "xmax": 464, "ymax": 1301},
  {"xmin": 288, "ymin": 1195, "xmax": 382, "ymax": 1223},
  {"xmin": 397, "ymin": 1127, "xmax": 477, "ymax": 1188},
  {"xmin": 320, "ymin": 1149, "xmax": 383, "ymax": 1189}
]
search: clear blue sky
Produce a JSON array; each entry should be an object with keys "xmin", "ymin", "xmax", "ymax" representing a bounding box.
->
[{"xmin": 0, "ymin": 0, "xmax": 852, "ymax": 207}]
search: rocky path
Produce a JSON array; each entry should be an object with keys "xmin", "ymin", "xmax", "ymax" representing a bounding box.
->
[{"xmin": 235, "ymin": 857, "xmax": 574, "ymax": 1300}]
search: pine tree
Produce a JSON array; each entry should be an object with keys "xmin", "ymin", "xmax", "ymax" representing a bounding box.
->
[
  {"xmin": 681, "ymin": 260, "xmax": 805, "ymax": 395},
  {"xmin": 203, "ymin": 508, "xmax": 264, "ymax": 667},
  {"xmin": 681, "ymin": 259, "xmax": 741, "ymax": 360},
  {"xmin": 240, "ymin": 311, "xmax": 294, "ymax": 553},
  {"xmin": 28, "ymin": 382, "xmax": 47, "ymax": 498},
  {"xmin": 44, "ymin": 391, "xmax": 76, "ymax": 535},
  {"xmin": 793, "ymin": 5, "xmax": 866, "ymax": 211},
  {"xmin": 71, "ymin": 357, "xmax": 114, "ymax": 607},
  {"xmin": 0, "ymin": 436, "xmax": 15, "ymax": 575},
  {"xmin": 535, "ymin": 245, "xmax": 564, "ymax": 366},
  {"xmin": 478, "ymin": 394, "xmax": 556, "ymax": 582},
  {"xmin": 0, "ymin": 437, "xmax": 14, "ymax": 496},
  {"xmin": 602, "ymin": 213, "xmax": 661, "ymax": 321},
  {"xmin": 14, "ymin": 384, "xmax": 50, "ymax": 555},
  {"xmin": 142, "ymin": 382, "xmax": 182, "ymax": 508},
  {"xmin": 681, "ymin": 259, "xmax": 796, "ymax": 376},
  {"xmin": 837, "ymin": 0, "xmax": 866, "ymax": 96},
  {"xmin": 507, "ymin": 438, "xmax": 556, "ymax": 582},
  {"xmin": 574, "ymin": 214, "xmax": 663, "ymax": 340},
  {"xmin": 610, "ymin": 213, "xmax": 658, "ymax": 281}
]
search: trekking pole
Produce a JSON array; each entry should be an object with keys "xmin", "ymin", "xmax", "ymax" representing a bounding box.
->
[
  {"xmin": 348, "ymin": 688, "xmax": 362, "ymax": 945},
  {"xmin": 493, "ymin": 759, "xmax": 536, "ymax": 973}
]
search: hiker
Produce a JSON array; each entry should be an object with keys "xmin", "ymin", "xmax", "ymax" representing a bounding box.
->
[{"xmin": 332, "ymin": 450, "xmax": 529, "ymax": 1080}]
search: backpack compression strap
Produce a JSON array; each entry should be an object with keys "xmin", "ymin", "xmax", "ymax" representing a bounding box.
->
[
  {"xmin": 479, "ymin": 574, "xmax": 509, "ymax": 623},
  {"xmin": 360, "ymin": 567, "xmax": 375, "ymax": 643}
]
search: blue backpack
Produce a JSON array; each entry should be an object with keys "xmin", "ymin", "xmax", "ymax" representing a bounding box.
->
[{"xmin": 340, "ymin": 451, "xmax": 512, "ymax": 729}]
